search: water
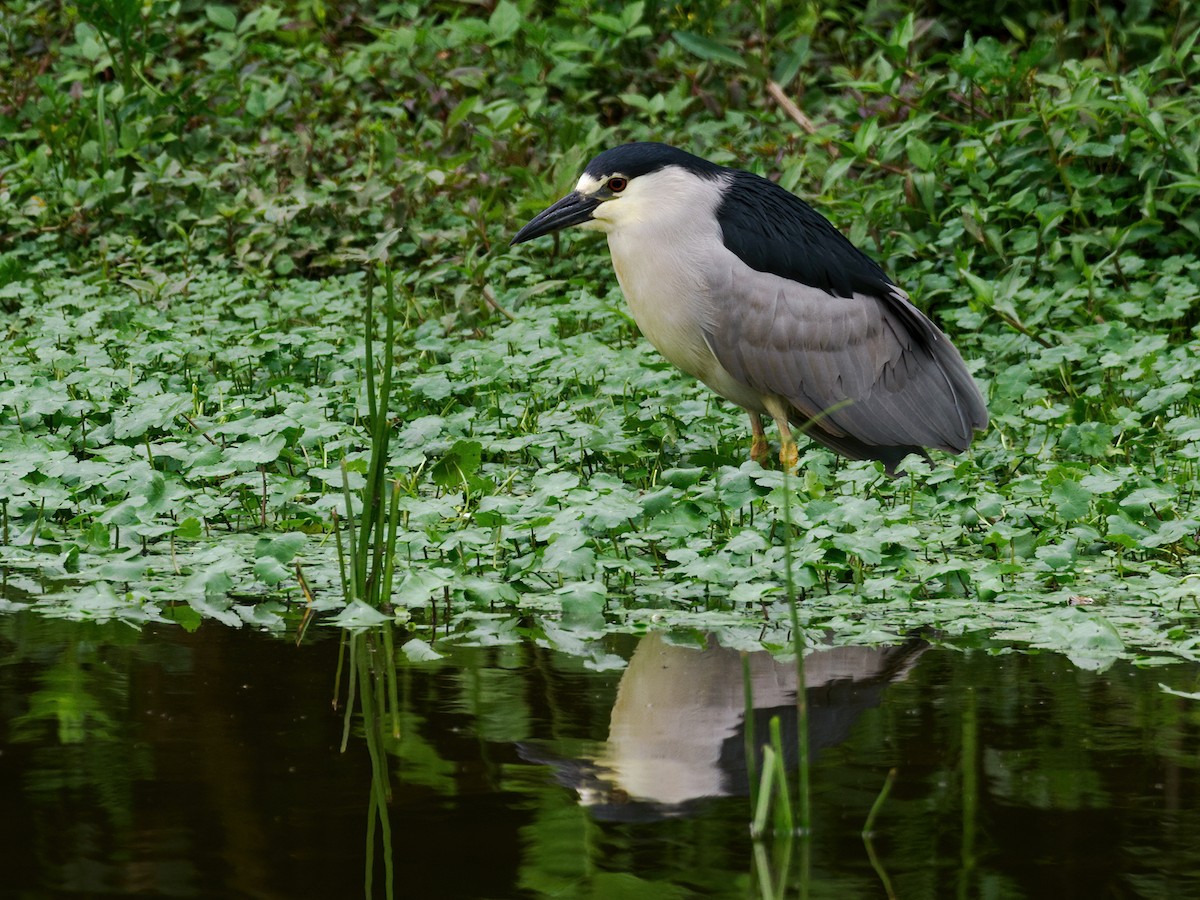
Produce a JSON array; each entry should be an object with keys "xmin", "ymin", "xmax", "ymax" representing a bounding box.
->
[{"xmin": 1, "ymin": 612, "xmax": 1197, "ymax": 898}]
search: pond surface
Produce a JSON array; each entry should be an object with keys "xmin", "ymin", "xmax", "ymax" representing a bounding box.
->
[{"xmin": 1, "ymin": 612, "xmax": 1198, "ymax": 899}]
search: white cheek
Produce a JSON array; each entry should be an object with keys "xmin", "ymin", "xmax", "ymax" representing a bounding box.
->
[{"xmin": 582, "ymin": 202, "xmax": 617, "ymax": 232}]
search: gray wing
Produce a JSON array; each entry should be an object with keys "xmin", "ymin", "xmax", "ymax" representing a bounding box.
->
[{"xmin": 702, "ymin": 260, "xmax": 988, "ymax": 460}]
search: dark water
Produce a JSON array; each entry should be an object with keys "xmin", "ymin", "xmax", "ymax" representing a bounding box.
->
[{"xmin": 1, "ymin": 612, "xmax": 1198, "ymax": 899}]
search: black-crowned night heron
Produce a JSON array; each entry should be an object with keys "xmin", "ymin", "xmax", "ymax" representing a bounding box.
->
[{"xmin": 511, "ymin": 142, "xmax": 988, "ymax": 473}]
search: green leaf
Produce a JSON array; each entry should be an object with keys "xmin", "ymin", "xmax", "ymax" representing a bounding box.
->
[
  {"xmin": 254, "ymin": 532, "xmax": 306, "ymax": 563},
  {"xmin": 559, "ymin": 581, "xmax": 606, "ymax": 630},
  {"xmin": 461, "ymin": 575, "xmax": 519, "ymax": 606},
  {"xmin": 83, "ymin": 521, "xmax": 111, "ymax": 550},
  {"xmin": 112, "ymin": 395, "xmax": 190, "ymax": 439},
  {"xmin": 489, "ymin": 0, "xmax": 521, "ymax": 43},
  {"xmin": 392, "ymin": 568, "xmax": 455, "ymax": 608},
  {"xmin": 176, "ymin": 517, "xmax": 203, "ymax": 540},
  {"xmin": 188, "ymin": 596, "xmax": 240, "ymax": 627},
  {"xmin": 906, "ymin": 135, "xmax": 934, "ymax": 171},
  {"xmin": 1050, "ymin": 479, "xmax": 1093, "ymax": 520},
  {"xmin": 447, "ymin": 95, "xmax": 478, "ymax": 130},
  {"xmin": 205, "ymin": 5, "xmax": 237, "ymax": 30},
  {"xmin": 590, "ymin": 12, "xmax": 626, "ymax": 34},
  {"xmin": 226, "ymin": 434, "xmax": 287, "ymax": 467},
  {"xmin": 660, "ymin": 467, "xmax": 704, "ymax": 488},
  {"xmin": 402, "ymin": 638, "xmax": 444, "ymax": 662},
  {"xmin": 853, "ymin": 118, "xmax": 880, "ymax": 155},
  {"xmin": 245, "ymin": 84, "xmax": 287, "ymax": 118},
  {"xmin": 254, "ymin": 556, "xmax": 292, "ymax": 585},
  {"xmin": 1060, "ymin": 423, "xmax": 1114, "ymax": 458},
  {"xmin": 329, "ymin": 599, "xmax": 391, "ymax": 628},
  {"xmin": 163, "ymin": 604, "xmax": 203, "ymax": 632},
  {"xmin": 432, "ymin": 439, "xmax": 483, "ymax": 489},
  {"xmin": 671, "ymin": 31, "xmax": 746, "ymax": 68}
]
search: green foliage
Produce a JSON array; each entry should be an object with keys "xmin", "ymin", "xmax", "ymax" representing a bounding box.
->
[
  {"xmin": 4, "ymin": 0, "xmax": 1198, "ymax": 288},
  {"xmin": 1, "ymin": 1, "xmax": 1198, "ymax": 662}
]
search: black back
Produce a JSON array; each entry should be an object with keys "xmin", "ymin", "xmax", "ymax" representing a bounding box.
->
[
  {"xmin": 716, "ymin": 170, "xmax": 896, "ymax": 301},
  {"xmin": 584, "ymin": 143, "xmax": 896, "ymax": 302}
]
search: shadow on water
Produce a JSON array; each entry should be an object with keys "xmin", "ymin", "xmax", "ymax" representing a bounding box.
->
[{"xmin": 1, "ymin": 610, "xmax": 1199, "ymax": 899}]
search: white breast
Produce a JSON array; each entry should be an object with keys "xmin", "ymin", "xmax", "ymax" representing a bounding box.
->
[
  {"xmin": 599, "ymin": 169, "xmax": 767, "ymax": 413},
  {"xmin": 607, "ymin": 230, "xmax": 713, "ymax": 373}
]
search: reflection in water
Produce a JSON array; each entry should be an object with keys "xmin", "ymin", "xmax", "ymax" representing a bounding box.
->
[
  {"xmin": 527, "ymin": 633, "xmax": 925, "ymax": 820},
  {"xmin": 1, "ymin": 612, "xmax": 1199, "ymax": 898}
]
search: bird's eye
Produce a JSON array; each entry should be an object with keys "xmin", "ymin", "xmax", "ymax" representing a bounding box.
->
[{"xmin": 607, "ymin": 176, "xmax": 628, "ymax": 193}]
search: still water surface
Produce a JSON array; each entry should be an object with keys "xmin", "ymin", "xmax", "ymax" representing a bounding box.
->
[{"xmin": 1, "ymin": 612, "xmax": 1197, "ymax": 898}]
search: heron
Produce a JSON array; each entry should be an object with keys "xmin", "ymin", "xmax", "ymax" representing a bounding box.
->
[{"xmin": 511, "ymin": 142, "xmax": 987, "ymax": 473}]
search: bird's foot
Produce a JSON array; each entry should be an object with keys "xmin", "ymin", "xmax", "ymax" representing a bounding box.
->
[
  {"xmin": 778, "ymin": 440, "xmax": 799, "ymax": 472},
  {"xmin": 750, "ymin": 433, "xmax": 770, "ymax": 466}
]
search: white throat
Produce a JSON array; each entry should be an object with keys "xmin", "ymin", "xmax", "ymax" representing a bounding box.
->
[{"xmin": 589, "ymin": 167, "xmax": 741, "ymax": 396}]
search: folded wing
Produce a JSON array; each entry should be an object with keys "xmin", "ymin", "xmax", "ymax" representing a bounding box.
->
[{"xmin": 703, "ymin": 258, "xmax": 988, "ymax": 464}]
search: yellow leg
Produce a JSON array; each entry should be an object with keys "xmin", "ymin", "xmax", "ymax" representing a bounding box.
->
[
  {"xmin": 763, "ymin": 397, "xmax": 799, "ymax": 472},
  {"xmin": 749, "ymin": 413, "xmax": 770, "ymax": 465},
  {"xmin": 777, "ymin": 427, "xmax": 799, "ymax": 472}
]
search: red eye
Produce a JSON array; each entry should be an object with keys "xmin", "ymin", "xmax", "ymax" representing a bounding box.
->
[{"xmin": 608, "ymin": 176, "xmax": 628, "ymax": 192}]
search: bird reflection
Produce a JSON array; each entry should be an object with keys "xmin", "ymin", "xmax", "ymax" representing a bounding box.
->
[{"xmin": 525, "ymin": 632, "xmax": 926, "ymax": 821}]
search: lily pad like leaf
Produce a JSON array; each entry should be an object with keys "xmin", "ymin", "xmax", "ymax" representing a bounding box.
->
[
  {"xmin": 328, "ymin": 599, "xmax": 391, "ymax": 628},
  {"xmin": 402, "ymin": 638, "xmax": 444, "ymax": 662}
]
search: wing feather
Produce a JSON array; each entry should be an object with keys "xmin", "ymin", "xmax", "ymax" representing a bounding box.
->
[{"xmin": 703, "ymin": 256, "xmax": 988, "ymax": 461}]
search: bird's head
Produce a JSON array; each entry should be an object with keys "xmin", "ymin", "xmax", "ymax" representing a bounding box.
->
[{"xmin": 510, "ymin": 142, "xmax": 725, "ymax": 245}]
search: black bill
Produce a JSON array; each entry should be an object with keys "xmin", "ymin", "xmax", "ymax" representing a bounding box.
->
[{"xmin": 511, "ymin": 191, "xmax": 600, "ymax": 245}]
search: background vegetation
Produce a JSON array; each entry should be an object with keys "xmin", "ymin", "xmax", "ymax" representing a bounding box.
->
[{"xmin": 1, "ymin": 0, "xmax": 1197, "ymax": 661}]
